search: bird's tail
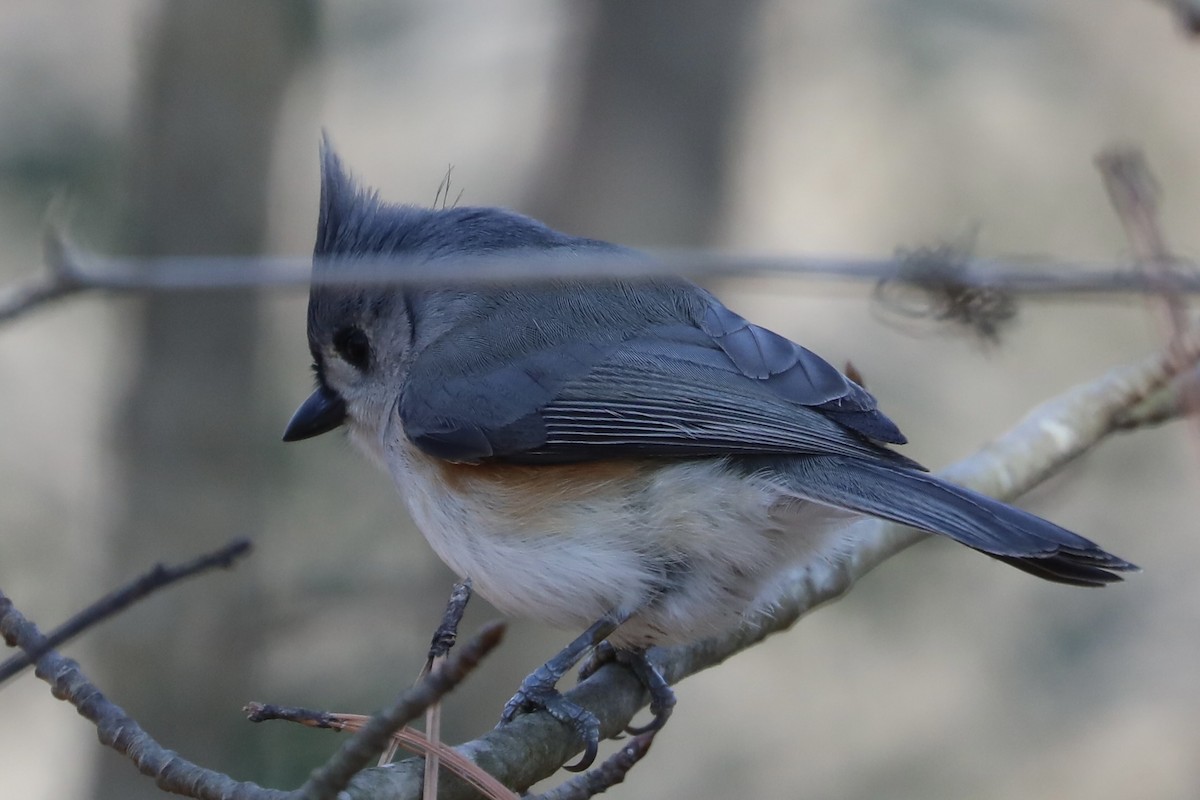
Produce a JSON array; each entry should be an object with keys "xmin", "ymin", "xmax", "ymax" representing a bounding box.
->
[{"xmin": 773, "ymin": 455, "xmax": 1137, "ymax": 586}]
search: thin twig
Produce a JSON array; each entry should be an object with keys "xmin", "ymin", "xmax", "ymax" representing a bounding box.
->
[
  {"xmin": 3, "ymin": 227, "xmax": 1200, "ymax": 327},
  {"xmin": 1096, "ymin": 148, "xmax": 1190, "ymax": 339},
  {"xmin": 0, "ymin": 538, "xmax": 252, "ymax": 685},
  {"xmin": 1153, "ymin": 0, "xmax": 1200, "ymax": 36},
  {"xmin": 247, "ymin": 706, "xmax": 518, "ymax": 800},
  {"xmin": 50, "ymin": 240, "xmax": 1200, "ymax": 293},
  {"xmin": 1096, "ymin": 147, "xmax": 1200, "ymax": 450},
  {"xmin": 0, "ymin": 585, "xmax": 503, "ymax": 800},
  {"xmin": 294, "ymin": 620, "xmax": 506, "ymax": 800},
  {"xmin": 0, "ymin": 230, "xmax": 81, "ymax": 323},
  {"xmin": 426, "ymin": 579, "xmax": 473, "ymax": 669},
  {"xmin": 245, "ymin": 702, "xmax": 339, "ymax": 728},
  {"xmin": 0, "ymin": 591, "xmax": 289, "ymax": 800},
  {"xmin": 529, "ymin": 732, "xmax": 657, "ymax": 800},
  {"xmin": 248, "ymin": 582, "xmax": 501, "ymax": 798},
  {"xmin": 420, "ymin": 580, "xmax": 473, "ymax": 798}
]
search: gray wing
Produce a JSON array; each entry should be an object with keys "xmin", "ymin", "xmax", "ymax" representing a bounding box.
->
[{"xmin": 400, "ymin": 292, "xmax": 919, "ymax": 468}]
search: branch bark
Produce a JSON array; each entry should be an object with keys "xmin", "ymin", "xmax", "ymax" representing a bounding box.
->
[{"xmin": 0, "ymin": 591, "xmax": 504, "ymax": 800}]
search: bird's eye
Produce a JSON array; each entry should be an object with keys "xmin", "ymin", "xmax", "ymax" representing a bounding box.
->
[{"xmin": 332, "ymin": 326, "xmax": 371, "ymax": 370}]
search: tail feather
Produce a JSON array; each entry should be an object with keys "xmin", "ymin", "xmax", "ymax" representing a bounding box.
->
[
  {"xmin": 775, "ymin": 455, "xmax": 1137, "ymax": 586},
  {"xmin": 990, "ymin": 554, "xmax": 1125, "ymax": 587}
]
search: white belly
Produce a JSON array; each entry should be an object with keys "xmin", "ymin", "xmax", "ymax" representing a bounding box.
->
[{"xmin": 378, "ymin": 434, "xmax": 854, "ymax": 647}]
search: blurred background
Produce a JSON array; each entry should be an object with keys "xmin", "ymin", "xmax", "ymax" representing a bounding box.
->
[{"xmin": 2, "ymin": 2, "xmax": 1198, "ymax": 798}]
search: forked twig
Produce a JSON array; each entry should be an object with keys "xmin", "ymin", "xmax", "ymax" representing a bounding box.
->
[{"xmin": 0, "ymin": 538, "xmax": 251, "ymax": 685}]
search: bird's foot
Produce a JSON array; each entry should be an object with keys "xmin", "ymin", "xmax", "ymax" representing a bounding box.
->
[
  {"xmin": 578, "ymin": 644, "xmax": 676, "ymax": 736},
  {"xmin": 616, "ymin": 648, "xmax": 676, "ymax": 735},
  {"xmin": 497, "ymin": 614, "xmax": 625, "ymax": 772},
  {"xmin": 500, "ymin": 666, "xmax": 601, "ymax": 772}
]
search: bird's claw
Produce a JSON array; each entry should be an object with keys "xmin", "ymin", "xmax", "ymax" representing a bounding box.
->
[
  {"xmin": 499, "ymin": 674, "xmax": 602, "ymax": 772},
  {"xmin": 578, "ymin": 644, "xmax": 678, "ymax": 737},
  {"xmin": 611, "ymin": 648, "xmax": 677, "ymax": 736},
  {"xmin": 625, "ymin": 699, "xmax": 673, "ymax": 736}
]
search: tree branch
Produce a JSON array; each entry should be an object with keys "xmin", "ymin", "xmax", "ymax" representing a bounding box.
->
[
  {"xmin": 528, "ymin": 732, "xmax": 657, "ymax": 800},
  {"xmin": 0, "ymin": 591, "xmax": 289, "ymax": 800},
  {"xmin": 0, "ymin": 538, "xmax": 251, "ymax": 685},
  {"xmin": 0, "ymin": 579, "xmax": 504, "ymax": 800},
  {"xmin": 293, "ymin": 621, "xmax": 506, "ymax": 800},
  {"xmin": 1152, "ymin": 0, "xmax": 1200, "ymax": 36},
  {"xmin": 1096, "ymin": 146, "xmax": 1200, "ymax": 454},
  {"xmin": 2, "ymin": 228, "xmax": 1199, "ymax": 327}
]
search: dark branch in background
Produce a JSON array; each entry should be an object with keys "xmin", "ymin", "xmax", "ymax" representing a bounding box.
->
[
  {"xmin": 1153, "ymin": 0, "xmax": 1200, "ymax": 36},
  {"xmin": 0, "ymin": 231, "xmax": 86, "ymax": 324},
  {"xmin": 1, "ymin": 228, "xmax": 1199, "ymax": 328},
  {"xmin": 1097, "ymin": 146, "xmax": 1200, "ymax": 448},
  {"xmin": 1097, "ymin": 147, "xmax": 1191, "ymax": 337},
  {"xmin": 0, "ymin": 539, "xmax": 251, "ymax": 685}
]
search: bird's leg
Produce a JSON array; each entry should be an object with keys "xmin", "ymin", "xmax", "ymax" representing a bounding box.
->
[
  {"xmin": 579, "ymin": 645, "xmax": 675, "ymax": 735},
  {"xmin": 499, "ymin": 610, "xmax": 628, "ymax": 772}
]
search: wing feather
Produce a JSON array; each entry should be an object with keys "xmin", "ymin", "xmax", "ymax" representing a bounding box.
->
[{"xmin": 401, "ymin": 295, "xmax": 918, "ymax": 468}]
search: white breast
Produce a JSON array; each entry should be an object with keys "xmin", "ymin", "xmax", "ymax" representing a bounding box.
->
[{"xmin": 370, "ymin": 421, "xmax": 858, "ymax": 647}]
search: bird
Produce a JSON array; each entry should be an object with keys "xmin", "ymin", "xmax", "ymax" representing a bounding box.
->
[{"xmin": 284, "ymin": 140, "xmax": 1136, "ymax": 771}]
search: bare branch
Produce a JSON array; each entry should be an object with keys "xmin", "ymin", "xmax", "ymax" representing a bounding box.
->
[
  {"xmin": 1, "ymin": 569, "xmax": 502, "ymax": 800},
  {"xmin": 2, "ymin": 227, "xmax": 1200, "ymax": 327},
  {"xmin": 0, "ymin": 591, "xmax": 289, "ymax": 800},
  {"xmin": 419, "ymin": 579, "xmax": 474, "ymax": 799},
  {"xmin": 294, "ymin": 621, "xmax": 505, "ymax": 800},
  {"xmin": 529, "ymin": 732, "xmax": 657, "ymax": 800},
  {"xmin": 247, "ymin": 706, "xmax": 519, "ymax": 800},
  {"xmin": 0, "ymin": 538, "xmax": 251, "ymax": 685},
  {"xmin": 1097, "ymin": 146, "xmax": 1200, "ymax": 448},
  {"xmin": 1112, "ymin": 375, "xmax": 1191, "ymax": 429},
  {"xmin": 1152, "ymin": 0, "xmax": 1200, "ymax": 36},
  {"xmin": 1097, "ymin": 148, "xmax": 1188, "ymax": 334},
  {"xmin": 0, "ymin": 229, "xmax": 86, "ymax": 324},
  {"xmin": 426, "ymin": 579, "xmax": 473, "ymax": 669}
]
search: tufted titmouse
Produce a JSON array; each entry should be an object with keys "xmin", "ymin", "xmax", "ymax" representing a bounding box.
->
[{"xmin": 284, "ymin": 142, "xmax": 1135, "ymax": 770}]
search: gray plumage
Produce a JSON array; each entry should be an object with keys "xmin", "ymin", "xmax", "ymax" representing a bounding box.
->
[{"xmin": 294, "ymin": 140, "xmax": 1133, "ymax": 592}]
